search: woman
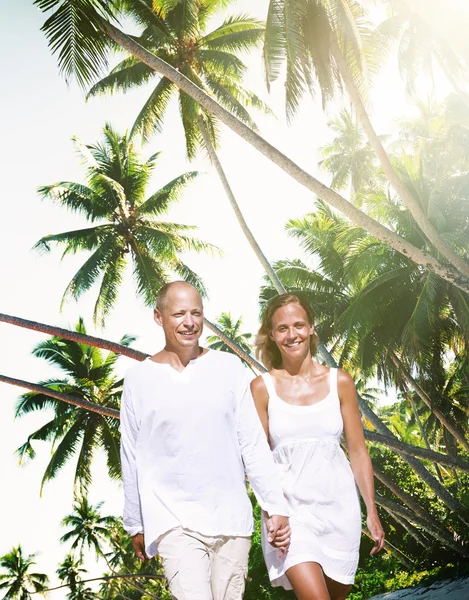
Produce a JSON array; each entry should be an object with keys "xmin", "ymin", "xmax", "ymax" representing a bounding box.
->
[{"xmin": 251, "ymin": 293, "xmax": 384, "ymax": 600}]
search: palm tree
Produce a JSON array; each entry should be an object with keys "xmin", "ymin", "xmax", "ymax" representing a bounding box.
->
[
  {"xmin": 0, "ymin": 546, "xmax": 48, "ymax": 600},
  {"xmin": 380, "ymin": 0, "xmax": 469, "ymax": 102},
  {"xmin": 32, "ymin": 0, "xmax": 469, "ymax": 293},
  {"xmin": 206, "ymin": 312, "xmax": 255, "ymax": 370},
  {"xmin": 319, "ymin": 108, "xmax": 381, "ymax": 195},
  {"xmin": 88, "ymin": 0, "xmax": 286, "ymax": 294},
  {"xmin": 34, "ymin": 124, "xmax": 215, "ymax": 326},
  {"xmin": 15, "ymin": 318, "xmax": 130, "ymax": 493},
  {"xmin": 61, "ymin": 497, "xmax": 117, "ymax": 560},
  {"xmin": 57, "ymin": 554, "xmax": 88, "ymax": 594},
  {"xmin": 57, "ymin": 554, "xmax": 98, "ymax": 599},
  {"xmin": 263, "ymin": 0, "xmax": 469, "ymax": 282}
]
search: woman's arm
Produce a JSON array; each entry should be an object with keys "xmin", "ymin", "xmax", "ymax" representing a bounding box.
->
[
  {"xmin": 338, "ymin": 369, "xmax": 385, "ymax": 555},
  {"xmin": 250, "ymin": 375, "xmax": 270, "ymax": 439}
]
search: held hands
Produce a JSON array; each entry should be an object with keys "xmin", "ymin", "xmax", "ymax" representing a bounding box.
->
[
  {"xmin": 367, "ymin": 511, "xmax": 385, "ymax": 556},
  {"xmin": 131, "ymin": 533, "xmax": 148, "ymax": 561},
  {"xmin": 265, "ymin": 513, "xmax": 291, "ymax": 558}
]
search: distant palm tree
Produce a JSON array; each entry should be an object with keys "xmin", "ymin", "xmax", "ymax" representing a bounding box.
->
[
  {"xmin": 35, "ymin": 124, "xmax": 216, "ymax": 326},
  {"xmin": 0, "ymin": 546, "xmax": 48, "ymax": 600},
  {"xmin": 15, "ymin": 318, "xmax": 130, "ymax": 494},
  {"xmin": 206, "ymin": 312, "xmax": 255, "ymax": 371},
  {"xmin": 57, "ymin": 554, "xmax": 97, "ymax": 600},
  {"xmin": 319, "ymin": 109, "xmax": 381, "ymax": 195},
  {"xmin": 380, "ymin": 0, "xmax": 469, "ymax": 102},
  {"xmin": 61, "ymin": 497, "xmax": 116, "ymax": 560}
]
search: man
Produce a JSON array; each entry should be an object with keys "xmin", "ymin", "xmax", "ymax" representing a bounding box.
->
[{"xmin": 120, "ymin": 281, "xmax": 290, "ymax": 600}]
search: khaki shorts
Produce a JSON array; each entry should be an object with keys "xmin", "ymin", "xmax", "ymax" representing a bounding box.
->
[{"xmin": 158, "ymin": 527, "xmax": 251, "ymax": 600}]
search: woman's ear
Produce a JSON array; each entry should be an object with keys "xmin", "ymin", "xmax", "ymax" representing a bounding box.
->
[{"xmin": 309, "ymin": 324, "xmax": 315, "ymax": 336}]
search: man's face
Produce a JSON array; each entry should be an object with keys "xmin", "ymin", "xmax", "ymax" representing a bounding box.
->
[{"xmin": 154, "ymin": 285, "xmax": 204, "ymax": 351}]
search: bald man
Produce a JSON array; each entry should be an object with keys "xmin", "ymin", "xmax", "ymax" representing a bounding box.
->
[{"xmin": 120, "ymin": 282, "xmax": 290, "ymax": 600}]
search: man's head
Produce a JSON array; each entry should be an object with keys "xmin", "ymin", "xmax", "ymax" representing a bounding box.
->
[{"xmin": 154, "ymin": 281, "xmax": 204, "ymax": 352}]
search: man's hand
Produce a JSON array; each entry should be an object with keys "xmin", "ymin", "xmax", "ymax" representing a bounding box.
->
[
  {"xmin": 265, "ymin": 514, "xmax": 291, "ymax": 557},
  {"xmin": 367, "ymin": 512, "xmax": 385, "ymax": 556},
  {"xmin": 131, "ymin": 533, "xmax": 148, "ymax": 561}
]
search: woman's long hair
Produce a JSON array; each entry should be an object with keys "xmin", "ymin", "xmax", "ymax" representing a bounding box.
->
[{"xmin": 255, "ymin": 293, "xmax": 319, "ymax": 370}]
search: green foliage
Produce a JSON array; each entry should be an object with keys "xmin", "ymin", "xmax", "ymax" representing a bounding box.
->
[
  {"xmin": 14, "ymin": 318, "xmax": 129, "ymax": 493},
  {"xmin": 0, "ymin": 545, "xmax": 48, "ymax": 600},
  {"xmin": 88, "ymin": 0, "xmax": 269, "ymax": 159},
  {"xmin": 35, "ymin": 125, "xmax": 216, "ymax": 325},
  {"xmin": 206, "ymin": 312, "xmax": 255, "ymax": 371}
]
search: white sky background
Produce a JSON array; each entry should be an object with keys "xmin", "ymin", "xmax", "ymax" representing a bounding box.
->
[{"xmin": 0, "ymin": 0, "xmax": 461, "ymax": 596}]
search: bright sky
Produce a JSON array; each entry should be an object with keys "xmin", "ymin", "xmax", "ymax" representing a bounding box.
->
[{"xmin": 0, "ymin": 0, "xmax": 458, "ymax": 596}]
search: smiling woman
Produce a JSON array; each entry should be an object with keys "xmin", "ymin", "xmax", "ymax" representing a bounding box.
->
[{"xmin": 251, "ymin": 293, "xmax": 384, "ymax": 600}]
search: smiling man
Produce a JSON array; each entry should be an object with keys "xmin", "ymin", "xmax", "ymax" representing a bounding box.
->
[{"xmin": 120, "ymin": 281, "xmax": 290, "ymax": 600}]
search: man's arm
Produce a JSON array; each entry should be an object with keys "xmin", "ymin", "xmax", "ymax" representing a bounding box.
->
[
  {"xmin": 120, "ymin": 377, "xmax": 147, "ymax": 559},
  {"xmin": 236, "ymin": 368, "xmax": 290, "ymax": 548}
]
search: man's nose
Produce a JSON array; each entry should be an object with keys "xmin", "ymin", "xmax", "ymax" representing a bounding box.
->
[{"xmin": 183, "ymin": 314, "xmax": 195, "ymax": 329}]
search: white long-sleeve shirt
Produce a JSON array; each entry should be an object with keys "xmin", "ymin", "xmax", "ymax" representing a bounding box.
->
[{"xmin": 120, "ymin": 349, "xmax": 288, "ymax": 557}]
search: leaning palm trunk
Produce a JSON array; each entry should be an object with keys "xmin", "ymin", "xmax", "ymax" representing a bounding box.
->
[
  {"xmin": 373, "ymin": 465, "xmax": 436, "ymax": 523},
  {"xmin": 376, "ymin": 494, "xmax": 469, "ymax": 557},
  {"xmin": 329, "ymin": 39, "xmax": 469, "ymax": 282},
  {"xmin": 387, "ymin": 510, "xmax": 430, "ymax": 549},
  {"xmin": 0, "ymin": 313, "xmax": 147, "ymax": 361},
  {"xmin": 391, "ymin": 352, "xmax": 469, "ymax": 453},
  {"xmin": 94, "ymin": 18, "xmax": 469, "ymax": 294},
  {"xmin": 198, "ymin": 117, "xmax": 286, "ymax": 295},
  {"xmin": 362, "ymin": 528, "xmax": 415, "ymax": 568},
  {"xmin": 0, "ymin": 374, "xmax": 120, "ymax": 419},
  {"xmin": 408, "ymin": 394, "xmax": 444, "ymax": 481},
  {"xmin": 203, "ymin": 317, "xmax": 263, "ymax": 371}
]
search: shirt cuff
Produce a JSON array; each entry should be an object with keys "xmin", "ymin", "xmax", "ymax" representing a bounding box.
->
[{"xmin": 261, "ymin": 502, "xmax": 290, "ymax": 518}]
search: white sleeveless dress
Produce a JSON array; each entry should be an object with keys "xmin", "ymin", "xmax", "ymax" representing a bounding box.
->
[{"xmin": 261, "ymin": 368, "xmax": 361, "ymax": 589}]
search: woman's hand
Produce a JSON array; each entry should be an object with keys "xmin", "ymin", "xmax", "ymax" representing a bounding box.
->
[{"xmin": 367, "ymin": 511, "xmax": 385, "ymax": 555}]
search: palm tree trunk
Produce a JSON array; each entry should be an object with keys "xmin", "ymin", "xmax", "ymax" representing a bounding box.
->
[
  {"xmin": 197, "ymin": 116, "xmax": 286, "ymax": 295},
  {"xmin": 376, "ymin": 495, "xmax": 469, "ymax": 557},
  {"xmin": 96, "ymin": 17, "xmax": 469, "ymax": 295},
  {"xmin": 386, "ymin": 510, "xmax": 430, "ymax": 549},
  {"xmin": 0, "ymin": 374, "xmax": 120, "ymax": 419},
  {"xmin": 330, "ymin": 39, "xmax": 469, "ymax": 283},
  {"xmin": 203, "ymin": 317, "xmax": 264, "ymax": 371},
  {"xmin": 361, "ymin": 528, "xmax": 415, "ymax": 568},
  {"xmin": 373, "ymin": 465, "xmax": 436, "ymax": 522},
  {"xmin": 366, "ymin": 431, "xmax": 469, "ymax": 472},
  {"xmin": 391, "ymin": 352, "xmax": 469, "ymax": 453},
  {"xmin": 408, "ymin": 394, "xmax": 444, "ymax": 482},
  {"xmin": 0, "ymin": 313, "xmax": 148, "ymax": 361}
]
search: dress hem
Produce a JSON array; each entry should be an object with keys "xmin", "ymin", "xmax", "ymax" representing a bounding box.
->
[{"xmin": 270, "ymin": 554, "xmax": 356, "ymax": 590}]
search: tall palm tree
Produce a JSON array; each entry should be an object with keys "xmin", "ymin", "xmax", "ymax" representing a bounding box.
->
[
  {"xmin": 263, "ymin": 0, "xmax": 469, "ymax": 282},
  {"xmin": 32, "ymin": 0, "xmax": 469, "ymax": 293},
  {"xmin": 88, "ymin": 0, "xmax": 286, "ymax": 294},
  {"xmin": 0, "ymin": 546, "xmax": 48, "ymax": 600},
  {"xmin": 15, "ymin": 318, "xmax": 130, "ymax": 493},
  {"xmin": 61, "ymin": 497, "xmax": 117, "ymax": 560},
  {"xmin": 206, "ymin": 312, "xmax": 255, "ymax": 370},
  {"xmin": 34, "ymin": 124, "xmax": 215, "ymax": 326}
]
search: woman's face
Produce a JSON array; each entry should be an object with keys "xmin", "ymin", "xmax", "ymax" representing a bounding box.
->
[{"xmin": 270, "ymin": 302, "xmax": 314, "ymax": 363}]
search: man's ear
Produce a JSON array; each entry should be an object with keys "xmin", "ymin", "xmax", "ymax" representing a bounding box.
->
[{"xmin": 154, "ymin": 308, "xmax": 163, "ymax": 327}]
